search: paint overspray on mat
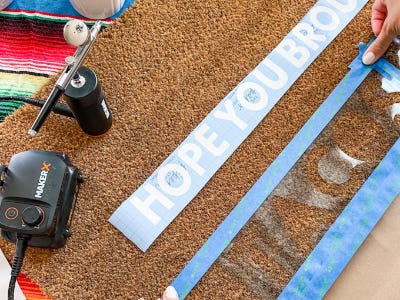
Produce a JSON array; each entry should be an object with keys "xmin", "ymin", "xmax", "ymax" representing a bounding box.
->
[
  {"xmin": 170, "ymin": 43, "xmax": 400, "ymax": 299},
  {"xmin": 279, "ymin": 40, "xmax": 400, "ymax": 300}
]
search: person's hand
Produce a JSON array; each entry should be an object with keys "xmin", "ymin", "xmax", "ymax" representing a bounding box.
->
[
  {"xmin": 138, "ymin": 285, "xmax": 179, "ymax": 300},
  {"xmin": 363, "ymin": 0, "xmax": 400, "ymax": 65}
]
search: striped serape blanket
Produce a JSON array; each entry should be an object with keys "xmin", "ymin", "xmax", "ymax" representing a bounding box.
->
[{"xmin": 0, "ymin": 0, "xmax": 133, "ymax": 120}]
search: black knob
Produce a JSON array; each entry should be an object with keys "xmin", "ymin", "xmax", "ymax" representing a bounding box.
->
[{"xmin": 22, "ymin": 206, "xmax": 43, "ymax": 226}]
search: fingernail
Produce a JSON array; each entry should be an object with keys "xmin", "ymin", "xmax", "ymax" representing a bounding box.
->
[
  {"xmin": 163, "ymin": 286, "xmax": 179, "ymax": 300},
  {"xmin": 362, "ymin": 52, "xmax": 375, "ymax": 65}
]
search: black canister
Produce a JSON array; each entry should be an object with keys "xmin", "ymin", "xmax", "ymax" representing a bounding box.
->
[{"xmin": 63, "ymin": 66, "xmax": 112, "ymax": 136}]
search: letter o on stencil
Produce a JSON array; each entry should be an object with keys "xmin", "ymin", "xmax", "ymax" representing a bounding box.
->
[
  {"xmin": 157, "ymin": 163, "xmax": 191, "ymax": 196},
  {"xmin": 236, "ymin": 82, "xmax": 269, "ymax": 111}
]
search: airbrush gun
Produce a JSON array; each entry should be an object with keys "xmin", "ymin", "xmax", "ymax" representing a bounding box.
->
[{"xmin": 28, "ymin": 20, "xmax": 112, "ymax": 137}]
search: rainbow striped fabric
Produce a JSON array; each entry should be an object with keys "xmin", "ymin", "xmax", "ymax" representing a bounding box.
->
[
  {"xmin": 17, "ymin": 273, "xmax": 52, "ymax": 300},
  {"xmin": 0, "ymin": 0, "xmax": 133, "ymax": 120},
  {"xmin": 0, "ymin": 1, "xmax": 134, "ymax": 298}
]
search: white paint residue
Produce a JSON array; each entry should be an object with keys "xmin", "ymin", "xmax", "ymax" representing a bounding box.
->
[
  {"xmin": 379, "ymin": 63, "xmax": 400, "ymax": 122},
  {"xmin": 337, "ymin": 146, "xmax": 364, "ymax": 168},
  {"xmin": 381, "ymin": 77, "xmax": 400, "ymax": 93},
  {"xmin": 391, "ymin": 103, "xmax": 400, "ymax": 121},
  {"xmin": 381, "ymin": 56, "xmax": 400, "ymax": 92},
  {"xmin": 398, "ymin": 49, "xmax": 400, "ymax": 66}
]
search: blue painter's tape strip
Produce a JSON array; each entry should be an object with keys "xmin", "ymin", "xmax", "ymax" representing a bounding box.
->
[
  {"xmin": 279, "ymin": 140, "xmax": 400, "ymax": 299},
  {"xmin": 170, "ymin": 45, "xmax": 376, "ymax": 299},
  {"xmin": 277, "ymin": 44, "xmax": 400, "ymax": 300},
  {"xmin": 110, "ymin": 0, "xmax": 369, "ymax": 252},
  {"xmin": 277, "ymin": 45, "xmax": 400, "ymax": 300},
  {"xmin": 171, "ymin": 45, "xmax": 400, "ymax": 298}
]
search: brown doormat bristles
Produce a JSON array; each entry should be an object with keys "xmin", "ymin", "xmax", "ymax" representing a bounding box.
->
[{"xmin": 0, "ymin": 0, "xmax": 392, "ymax": 299}]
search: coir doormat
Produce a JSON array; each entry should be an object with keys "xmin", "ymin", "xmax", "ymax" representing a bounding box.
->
[{"xmin": 0, "ymin": 0, "xmax": 395, "ymax": 299}]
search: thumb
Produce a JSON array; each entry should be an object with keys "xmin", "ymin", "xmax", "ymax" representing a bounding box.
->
[{"xmin": 363, "ymin": 27, "xmax": 397, "ymax": 65}]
